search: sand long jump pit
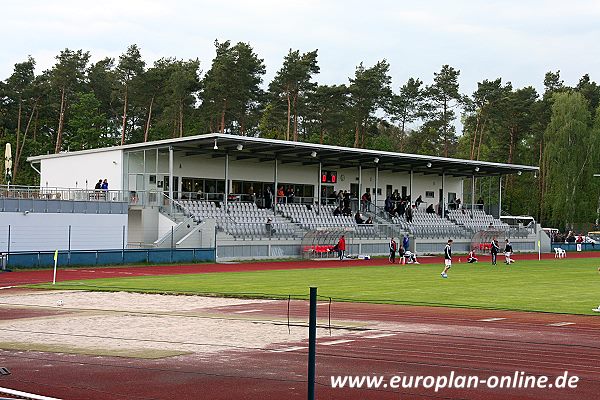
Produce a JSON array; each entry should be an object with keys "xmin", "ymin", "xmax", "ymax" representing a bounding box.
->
[{"xmin": 0, "ymin": 291, "xmax": 353, "ymax": 359}]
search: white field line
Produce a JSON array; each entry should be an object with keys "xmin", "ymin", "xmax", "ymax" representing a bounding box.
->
[
  {"xmin": 547, "ymin": 322, "xmax": 576, "ymax": 327},
  {"xmin": 0, "ymin": 286, "xmax": 15, "ymax": 290},
  {"xmin": 233, "ymin": 309, "xmax": 263, "ymax": 314},
  {"xmin": 320, "ymin": 339, "xmax": 355, "ymax": 346},
  {"xmin": 270, "ymin": 346, "xmax": 307, "ymax": 353},
  {"xmin": 478, "ymin": 317, "xmax": 507, "ymax": 322},
  {"xmin": 363, "ymin": 333, "xmax": 396, "ymax": 339},
  {"xmin": 0, "ymin": 386, "xmax": 61, "ymax": 400}
]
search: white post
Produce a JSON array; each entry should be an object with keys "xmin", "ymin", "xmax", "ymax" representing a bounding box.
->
[
  {"xmin": 224, "ymin": 153, "xmax": 229, "ymax": 210},
  {"xmin": 471, "ymin": 174, "xmax": 475, "ymax": 212},
  {"xmin": 441, "ymin": 172, "xmax": 445, "ymax": 218},
  {"xmin": 498, "ymin": 175, "xmax": 503, "ymax": 218},
  {"xmin": 374, "ymin": 165, "xmax": 379, "ymax": 211},
  {"xmin": 168, "ymin": 146, "xmax": 173, "ymax": 214},
  {"xmin": 52, "ymin": 250, "xmax": 58, "ymax": 285},
  {"xmin": 409, "ymin": 169, "xmax": 413, "ymax": 201},
  {"xmin": 317, "ymin": 161, "xmax": 322, "ymax": 214},
  {"xmin": 274, "ymin": 157, "xmax": 278, "ymax": 212},
  {"xmin": 358, "ymin": 165, "xmax": 362, "ymax": 200}
]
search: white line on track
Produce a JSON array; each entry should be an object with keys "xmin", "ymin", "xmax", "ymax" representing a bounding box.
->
[
  {"xmin": 0, "ymin": 386, "xmax": 61, "ymax": 400},
  {"xmin": 364, "ymin": 333, "xmax": 396, "ymax": 339},
  {"xmin": 478, "ymin": 317, "xmax": 507, "ymax": 322},
  {"xmin": 0, "ymin": 286, "xmax": 15, "ymax": 290},
  {"xmin": 270, "ymin": 346, "xmax": 307, "ymax": 353},
  {"xmin": 316, "ymin": 303, "xmax": 330, "ymax": 306},
  {"xmin": 320, "ymin": 339, "xmax": 355, "ymax": 346},
  {"xmin": 233, "ymin": 309, "xmax": 263, "ymax": 314},
  {"xmin": 547, "ymin": 322, "xmax": 576, "ymax": 327}
]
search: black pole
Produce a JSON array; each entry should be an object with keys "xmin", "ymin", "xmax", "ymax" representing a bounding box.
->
[{"xmin": 308, "ymin": 287, "xmax": 317, "ymax": 400}]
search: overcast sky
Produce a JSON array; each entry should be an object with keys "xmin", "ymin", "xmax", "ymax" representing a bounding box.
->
[{"xmin": 2, "ymin": 0, "xmax": 600, "ymax": 96}]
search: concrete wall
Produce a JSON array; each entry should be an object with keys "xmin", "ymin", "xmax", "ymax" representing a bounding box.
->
[
  {"xmin": 0, "ymin": 212, "xmax": 127, "ymax": 252},
  {"xmin": 40, "ymin": 149, "xmax": 123, "ymax": 191}
]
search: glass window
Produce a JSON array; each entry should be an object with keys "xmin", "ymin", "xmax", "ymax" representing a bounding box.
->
[
  {"xmin": 157, "ymin": 148, "xmax": 169, "ymax": 173},
  {"xmin": 127, "ymin": 151, "xmax": 144, "ymax": 173},
  {"xmin": 145, "ymin": 149, "xmax": 157, "ymax": 173}
]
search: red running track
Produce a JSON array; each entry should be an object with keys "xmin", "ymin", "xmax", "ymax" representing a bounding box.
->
[
  {"xmin": 1, "ymin": 300, "xmax": 599, "ymax": 399},
  {"xmin": 1, "ymin": 251, "xmax": 598, "ymax": 286}
]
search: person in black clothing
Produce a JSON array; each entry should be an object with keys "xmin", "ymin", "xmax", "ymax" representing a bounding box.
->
[
  {"xmin": 415, "ymin": 195, "xmax": 424, "ymax": 208},
  {"xmin": 264, "ymin": 186, "xmax": 273, "ymax": 209},
  {"xmin": 342, "ymin": 206, "xmax": 352, "ymax": 216},
  {"xmin": 426, "ymin": 204, "xmax": 435, "ymax": 214},
  {"xmin": 333, "ymin": 206, "xmax": 342, "ymax": 216},
  {"xmin": 490, "ymin": 239, "xmax": 500, "ymax": 265},
  {"xmin": 441, "ymin": 239, "xmax": 453, "ymax": 278},
  {"xmin": 504, "ymin": 239, "xmax": 514, "ymax": 264},
  {"xmin": 389, "ymin": 237, "xmax": 398, "ymax": 263}
]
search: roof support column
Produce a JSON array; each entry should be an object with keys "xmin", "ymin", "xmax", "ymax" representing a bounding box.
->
[
  {"xmin": 317, "ymin": 161, "xmax": 322, "ymax": 215},
  {"xmin": 409, "ymin": 169, "xmax": 413, "ymax": 201},
  {"xmin": 374, "ymin": 165, "xmax": 379, "ymax": 211},
  {"xmin": 441, "ymin": 172, "xmax": 445, "ymax": 219},
  {"xmin": 168, "ymin": 146, "xmax": 173, "ymax": 215},
  {"xmin": 358, "ymin": 165, "xmax": 362, "ymax": 201},
  {"xmin": 471, "ymin": 175, "xmax": 475, "ymax": 212},
  {"xmin": 274, "ymin": 157, "xmax": 278, "ymax": 213},
  {"xmin": 224, "ymin": 152, "xmax": 229, "ymax": 211},
  {"xmin": 498, "ymin": 175, "xmax": 502, "ymax": 219}
]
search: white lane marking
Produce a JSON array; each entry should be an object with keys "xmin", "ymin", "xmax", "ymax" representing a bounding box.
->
[
  {"xmin": 364, "ymin": 333, "xmax": 396, "ymax": 339},
  {"xmin": 0, "ymin": 386, "xmax": 61, "ymax": 400},
  {"xmin": 271, "ymin": 346, "xmax": 307, "ymax": 353},
  {"xmin": 233, "ymin": 309, "xmax": 262, "ymax": 314},
  {"xmin": 321, "ymin": 339, "xmax": 355, "ymax": 346},
  {"xmin": 0, "ymin": 286, "xmax": 15, "ymax": 290},
  {"xmin": 316, "ymin": 303, "xmax": 330, "ymax": 306},
  {"xmin": 548, "ymin": 322, "xmax": 575, "ymax": 327},
  {"xmin": 478, "ymin": 317, "xmax": 507, "ymax": 322}
]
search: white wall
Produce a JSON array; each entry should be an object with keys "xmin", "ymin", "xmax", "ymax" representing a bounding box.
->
[
  {"xmin": 40, "ymin": 149, "xmax": 123, "ymax": 191},
  {"xmin": 0, "ymin": 212, "xmax": 127, "ymax": 252}
]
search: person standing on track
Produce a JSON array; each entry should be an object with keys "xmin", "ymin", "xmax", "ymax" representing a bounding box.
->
[
  {"xmin": 441, "ymin": 239, "xmax": 453, "ymax": 278},
  {"xmin": 337, "ymin": 235, "xmax": 346, "ymax": 260},
  {"xmin": 389, "ymin": 237, "xmax": 398, "ymax": 263}
]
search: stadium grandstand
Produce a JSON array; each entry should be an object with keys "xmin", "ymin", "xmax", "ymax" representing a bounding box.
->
[{"xmin": 0, "ymin": 133, "xmax": 548, "ymax": 262}]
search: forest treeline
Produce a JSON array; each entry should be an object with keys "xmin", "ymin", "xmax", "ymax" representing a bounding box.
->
[{"xmin": 1, "ymin": 42, "xmax": 600, "ymax": 229}]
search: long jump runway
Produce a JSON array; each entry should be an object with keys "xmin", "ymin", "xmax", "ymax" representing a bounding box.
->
[{"xmin": 0, "ymin": 298, "xmax": 599, "ymax": 400}]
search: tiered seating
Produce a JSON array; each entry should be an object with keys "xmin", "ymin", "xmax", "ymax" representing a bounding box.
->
[
  {"xmin": 391, "ymin": 208, "xmax": 464, "ymax": 238},
  {"xmin": 447, "ymin": 209, "xmax": 509, "ymax": 232},
  {"xmin": 279, "ymin": 204, "xmax": 384, "ymax": 239},
  {"xmin": 178, "ymin": 200, "xmax": 298, "ymax": 239}
]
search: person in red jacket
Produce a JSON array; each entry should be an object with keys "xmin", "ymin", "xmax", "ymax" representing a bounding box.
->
[{"xmin": 337, "ymin": 235, "xmax": 346, "ymax": 260}]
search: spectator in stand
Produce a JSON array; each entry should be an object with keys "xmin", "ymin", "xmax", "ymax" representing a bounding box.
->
[
  {"xmin": 337, "ymin": 190, "xmax": 344, "ymax": 208},
  {"xmin": 415, "ymin": 195, "xmax": 424, "ymax": 208},
  {"xmin": 343, "ymin": 190, "xmax": 350, "ymax": 209},
  {"xmin": 277, "ymin": 186, "xmax": 285, "ymax": 204},
  {"xmin": 101, "ymin": 179, "xmax": 109, "ymax": 191},
  {"xmin": 264, "ymin": 186, "xmax": 273, "ymax": 209},
  {"xmin": 405, "ymin": 205, "xmax": 414, "ymax": 223},
  {"xmin": 265, "ymin": 218, "xmax": 275, "ymax": 237},
  {"xmin": 355, "ymin": 211, "xmax": 366, "ymax": 224},
  {"xmin": 426, "ymin": 204, "xmax": 435, "ymax": 214},
  {"xmin": 397, "ymin": 200, "xmax": 406, "ymax": 218},
  {"xmin": 286, "ymin": 186, "xmax": 295, "ymax": 204},
  {"xmin": 566, "ymin": 231, "xmax": 575, "ymax": 243},
  {"xmin": 391, "ymin": 189, "xmax": 401, "ymax": 209},
  {"xmin": 384, "ymin": 195, "xmax": 393, "ymax": 213},
  {"xmin": 467, "ymin": 249, "xmax": 478, "ymax": 263},
  {"xmin": 477, "ymin": 197, "xmax": 484, "ymax": 210},
  {"xmin": 342, "ymin": 205, "xmax": 352, "ymax": 216},
  {"xmin": 333, "ymin": 206, "xmax": 342, "ymax": 216},
  {"xmin": 94, "ymin": 179, "xmax": 102, "ymax": 190},
  {"xmin": 455, "ymin": 198, "xmax": 462, "ymax": 209},
  {"xmin": 365, "ymin": 216, "xmax": 373, "ymax": 225},
  {"xmin": 247, "ymin": 185, "xmax": 256, "ymax": 204},
  {"xmin": 361, "ymin": 189, "xmax": 371, "ymax": 212},
  {"xmin": 576, "ymin": 234, "xmax": 584, "ymax": 244}
]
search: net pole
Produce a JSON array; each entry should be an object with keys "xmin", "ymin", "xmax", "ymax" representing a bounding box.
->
[{"xmin": 307, "ymin": 287, "xmax": 317, "ymax": 400}]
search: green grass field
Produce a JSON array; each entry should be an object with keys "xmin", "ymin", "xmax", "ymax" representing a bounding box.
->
[{"xmin": 35, "ymin": 258, "xmax": 600, "ymax": 315}]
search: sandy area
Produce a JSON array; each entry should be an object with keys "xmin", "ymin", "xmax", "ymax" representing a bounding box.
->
[{"xmin": 0, "ymin": 291, "xmax": 348, "ymax": 357}]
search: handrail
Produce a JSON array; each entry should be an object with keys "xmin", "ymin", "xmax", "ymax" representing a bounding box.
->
[{"xmin": 153, "ymin": 215, "xmax": 198, "ymax": 247}]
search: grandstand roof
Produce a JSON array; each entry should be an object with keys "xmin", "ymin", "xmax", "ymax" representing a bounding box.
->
[{"xmin": 28, "ymin": 133, "xmax": 538, "ymax": 177}]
